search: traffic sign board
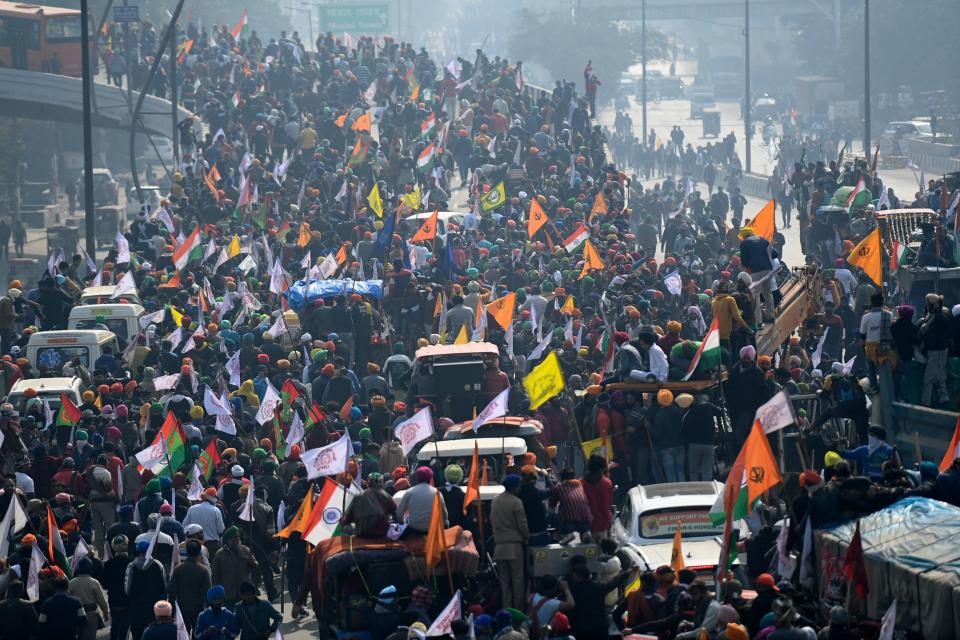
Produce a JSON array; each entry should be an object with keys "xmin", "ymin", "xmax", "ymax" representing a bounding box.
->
[
  {"xmin": 318, "ymin": 4, "xmax": 390, "ymax": 32},
  {"xmin": 113, "ymin": 5, "xmax": 139, "ymax": 23}
]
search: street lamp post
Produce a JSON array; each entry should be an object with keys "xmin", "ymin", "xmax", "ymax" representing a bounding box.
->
[
  {"xmin": 744, "ymin": 0, "xmax": 751, "ymax": 174},
  {"xmin": 864, "ymin": 0, "xmax": 871, "ymax": 158},
  {"xmin": 300, "ymin": 3, "xmax": 314, "ymax": 51},
  {"xmin": 80, "ymin": 0, "xmax": 96, "ymax": 257},
  {"xmin": 641, "ymin": 0, "xmax": 647, "ymax": 147}
]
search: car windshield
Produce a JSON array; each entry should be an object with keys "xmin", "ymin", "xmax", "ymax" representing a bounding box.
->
[{"xmin": 638, "ymin": 507, "xmax": 724, "ymax": 539}]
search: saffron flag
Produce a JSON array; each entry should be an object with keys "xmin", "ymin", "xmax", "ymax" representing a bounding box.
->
[
  {"xmin": 847, "ymin": 227, "xmax": 883, "ymax": 288},
  {"xmin": 351, "ymin": 111, "xmax": 371, "ymax": 133},
  {"xmin": 670, "ymin": 525, "xmax": 685, "ymax": 571},
  {"xmin": 589, "ymin": 191, "xmax": 607, "ymax": 218},
  {"xmin": 746, "ymin": 199, "xmax": 776, "ymax": 242},
  {"xmin": 424, "ymin": 492, "xmax": 446, "ymax": 571},
  {"xmin": 485, "ymin": 292, "xmax": 516, "ymax": 330},
  {"xmin": 412, "ymin": 210, "xmax": 440, "ymax": 242},
  {"xmin": 528, "ymin": 198, "xmax": 549, "ymax": 237},
  {"xmin": 275, "ymin": 490, "xmax": 313, "ymax": 539},
  {"xmin": 579, "ymin": 239, "xmax": 605, "ymax": 279},
  {"xmin": 940, "ymin": 416, "xmax": 960, "ymax": 471},
  {"xmin": 523, "ymin": 351, "xmax": 565, "ymax": 410},
  {"xmin": 742, "ymin": 420, "xmax": 782, "ymax": 506},
  {"xmin": 463, "ymin": 442, "xmax": 480, "ymax": 515}
]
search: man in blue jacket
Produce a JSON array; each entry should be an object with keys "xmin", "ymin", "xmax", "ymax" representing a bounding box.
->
[
  {"xmin": 841, "ymin": 425, "xmax": 894, "ymax": 479},
  {"xmin": 738, "ymin": 228, "xmax": 776, "ymax": 326}
]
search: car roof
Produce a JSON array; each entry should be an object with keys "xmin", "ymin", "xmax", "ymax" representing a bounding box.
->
[
  {"xmin": 92, "ymin": 168, "xmax": 112, "ymax": 175},
  {"xmin": 27, "ymin": 329, "xmax": 117, "ymax": 343},
  {"xmin": 445, "ymin": 416, "xmax": 543, "ymax": 439},
  {"xmin": 415, "ymin": 436, "xmax": 527, "ymax": 460},
  {"xmin": 9, "ymin": 377, "xmax": 81, "ymax": 394},
  {"xmin": 414, "ymin": 342, "xmax": 500, "ymax": 360},
  {"xmin": 628, "ymin": 481, "xmax": 723, "ymax": 512}
]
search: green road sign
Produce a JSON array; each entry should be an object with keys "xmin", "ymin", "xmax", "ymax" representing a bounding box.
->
[{"xmin": 319, "ymin": 4, "xmax": 390, "ymax": 32}]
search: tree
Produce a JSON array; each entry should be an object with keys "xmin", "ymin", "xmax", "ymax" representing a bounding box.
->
[{"xmin": 507, "ymin": 10, "xmax": 668, "ymax": 97}]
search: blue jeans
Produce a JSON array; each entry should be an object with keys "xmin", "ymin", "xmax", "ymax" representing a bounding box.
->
[{"xmin": 662, "ymin": 447, "xmax": 686, "ymax": 482}]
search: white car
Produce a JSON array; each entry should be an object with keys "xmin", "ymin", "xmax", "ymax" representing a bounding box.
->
[
  {"xmin": 126, "ymin": 185, "xmax": 164, "ymax": 218},
  {"xmin": 613, "ymin": 481, "xmax": 740, "ymax": 577}
]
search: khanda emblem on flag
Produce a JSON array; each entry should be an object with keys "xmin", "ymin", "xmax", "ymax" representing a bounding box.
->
[
  {"xmin": 749, "ymin": 465, "xmax": 766, "ymax": 484},
  {"xmin": 856, "ymin": 245, "xmax": 872, "ymax": 258}
]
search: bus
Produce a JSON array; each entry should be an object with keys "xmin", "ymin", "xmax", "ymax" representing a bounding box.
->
[{"xmin": 0, "ymin": 1, "xmax": 92, "ymax": 77}]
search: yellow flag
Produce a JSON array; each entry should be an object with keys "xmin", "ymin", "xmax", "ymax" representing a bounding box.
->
[
  {"xmin": 479, "ymin": 181, "xmax": 507, "ymax": 212},
  {"xmin": 523, "ymin": 351, "xmax": 565, "ymax": 410},
  {"xmin": 454, "ymin": 324, "xmax": 469, "ymax": 344},
  {"xmin": 579, "ymin": 239, "xmax": 605, "ymax": 280},
  {"xmin": 367, "ymin": 183, "xmax": 384, "ymax": 218},
  {"xmin": 846, "ymin": 227, "xmax": 882, "ymax": 288},
  {"xmin": 581, "ymin": 436, "xmax": 611, "ymax": 463},
  {"xmin": 670, "ymin": 525, "xmax": 686, "ymax": 571},
  {"xmin": 227, "ymin": 235, "xmax": 241, "ymax": 258},
  {"xmin": 400, "ymin": 186, "xmax": 420, "ymax": 211},
  {"xmin": 560, "ymin": 295, "xmax": 574, "ymax": 315},
  {"xmin": 275, "ymin": 490, "xmax": 313, "ymax": 538},
  {"xmin": 169, "ymin": 305, "xmax": 184, "ymax": 327}
]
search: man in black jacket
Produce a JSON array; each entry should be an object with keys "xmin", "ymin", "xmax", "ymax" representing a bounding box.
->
[{"xmin": 918, "ymin": 292, "xmax": 951, "ymax": 406}]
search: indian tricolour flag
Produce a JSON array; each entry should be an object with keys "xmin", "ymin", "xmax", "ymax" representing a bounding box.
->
[
  {"xmin": 173, "ymin": 226, "xmax": 202, "ymax": 270},
  {"xmin": 231, "ymin": 90, "xmax": 241, "ymax": 110},
  {"xmin": 417, "ymin": 143, "xmax": 436, "ymax": 171},
  {"xmin": 681, "ymin": 317, "xmax": 720, "ymax": 381},
  {"xmin": 563, "ymin": 226, "xmax": 590, "ymax": 253},
  {"xmin": 302, "ymin": 479, "xmax": 357, "ymax": 545},
  {"xmin": 419, "ymin": 113, "xmax": 436, "ymax": 139},
  {"xmin": 890, "ymin": 239, "xmax": 909, "ymax": 271},
  {"xmin": 709, "ymin": 467, "xmax": 749, "ymax": 526},
  {"xmin": 845, "ymin": 175, "xmax": 867, "ymax": 208}
]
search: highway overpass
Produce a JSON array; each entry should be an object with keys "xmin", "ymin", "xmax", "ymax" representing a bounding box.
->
[{"xmin": 0, "ymin": 68, "xmax": 193, "ymax": 139}]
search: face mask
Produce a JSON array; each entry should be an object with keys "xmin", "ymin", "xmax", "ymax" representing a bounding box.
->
[{"xmin": 868, "ymin": 436, "xmax": 882, "ymax": 453}]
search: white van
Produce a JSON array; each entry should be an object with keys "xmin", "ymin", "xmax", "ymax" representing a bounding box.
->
[
  {"xmin": 5, "ymin": 376, "xmax": 83, "ymax": 415},
  {"xmin": 26, "ymin": 330, "xmax": 120, "ymax": 372},
  {"xmin": 80, "ymin": 286, "xmax": 142, "ymax": 306},
  {"xmin": 69, "ymin": 303, "xmax": 145, "ymax": 342}
]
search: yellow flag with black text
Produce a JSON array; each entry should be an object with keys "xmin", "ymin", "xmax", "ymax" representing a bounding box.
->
[
  {"xmin": 367, "ymin": 183, "xmax": 384, "ymax": 218},
  {"xmin": 846, "ymin": 227, "xmax": 882, "ymax": 287},
  {"xmin": 523, "ymin": 351, "xmax": 565, "ymax": 410}
]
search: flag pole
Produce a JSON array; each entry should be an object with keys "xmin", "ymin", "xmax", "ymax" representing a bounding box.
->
[{"xmin": 475, "ymin": 460, "xmax": 487, "ymax": 563}]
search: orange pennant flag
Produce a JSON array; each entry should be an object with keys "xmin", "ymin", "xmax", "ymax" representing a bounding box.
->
[
  {"xmin": 746, "ymin": 199, "xmax": 776, "ymax": 242},
  {"xmin": 339, "ymin": 395, "xmax": 354, "ymax": 422},
  {"xmin": 335, "ymin": 110, "xmax": 349, "ymax": 128},
  {"xmin": 297, "ymin": 223, "xmax": 311, "ymax": 248},
  {"xmin": 276, "ymin": 489, "xmax": 314, "ymax": 538},
  {"xmin": 589, "ymin": 191, "xmax": 607, "ymax": 220},
  {"xmin": 528, "ymin": 198, "xmax": 549, "ymax": 238},
  {"xmin": 336, "ymin": 244, "xmax": 349, "ymax": 265},
  {"xmin": 160, "ymin": 271, "xmax": 181, "ymax": 288},
  {"xmin": 463, "ymin": 442, "xmax": 480, "ymax": 515},
  {"xmin": 743, "ymin": 420, "xmax": 783, "ymax": 507},
  {"xmin": 579, "ymin": 239, "xmax": 605, "ymax": 279},
  {"xmin": 204, "ymin": 169, "xmax": 219, "ymax": 200},
  {"xmin": 940, "ymin": 416, "xmax": 960, "ymax": 471},
  {"xmin": 209, "ymin": 163, "xmax": 222, "ymax": 183},
  {"xmin": 670, "ymin": 524, "xmax": 686, "ymax": 571},
  {"xmin": 846, "ymin": 227, "xmax": 882, "ymax": 288},
  {"xmin": 351, "ymin": 111, "xmax": 372, "ymax": 132},
  {"xmin": 424, "ymin": 491, "xmax": 447, "ymax": 571},
  {"xmin": 485, "ymin": 292, "xmax": 517, "ymax": 330},
  {"xmin": 412, "ymin": 210, "xmax": 440, "ymax": 243}
]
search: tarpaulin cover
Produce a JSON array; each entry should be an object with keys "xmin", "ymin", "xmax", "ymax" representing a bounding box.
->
[
  {"xmin": 816, "ymin": 497, "xmax": 960, "ymax": 639},
  {"xmin": 830, "ymin": 185, "xmax": 872, "ymax": 211},
  {"xmin": 285, "ymin": 279, "xmax": 383, "ymax": 311}
]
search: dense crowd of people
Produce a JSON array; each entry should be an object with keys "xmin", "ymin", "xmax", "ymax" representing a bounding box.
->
[{"xmin": 2, "ymin": 10, "xmax": 960, "ymax": 640}]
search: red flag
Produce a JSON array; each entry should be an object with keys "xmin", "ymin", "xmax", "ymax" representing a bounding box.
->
[
  {"xmin": 842, "ymin": 520, "xmax": 868, "ymax": 598},
  {"xmin": 941, "ymin": 416, "xmax": 960, "ymax": 471},
  {"xmin": 339, "ymin": 396, "xmax": 354, "ymax": 422}
]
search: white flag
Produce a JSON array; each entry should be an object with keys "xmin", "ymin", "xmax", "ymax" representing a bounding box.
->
[
  {"xmin": 810, "ymin": 327, "xmax": 829, "ymax": 370},
  {"xmin": 70, "ymin": 536, "xmax": 91, "ymax": 574},
  {"xmin": 841, "ymin": 355, "xmax": 857, "ymax": 375},
  {"xmin": 426, "ymin": 591, "xmax": 462, "ymax": 637},
  {"xmin": 42, "ymin": 399, "xmax": 54, "ymax": 429},
  {"xmin": 799, "ymin": 517, "xmax": 815, "ymax": 588},
  {"xmin": 394, "ymin": 406, "xmax": 434, "ymax": 455},
  {"xmin": 472, "ymin": 387, "xmax": 509, "ymax": 432},
  {"xmin": 664, "ymin": 271, "xmax": 682, "ymax": 296},
  {"xmin": 776, "ymin": 516, "xmax": 796, "ymax": 579},
  {"xmin": 152, "ymin": 373, "xmax": 181, "ymax": 392},
  {"xmin": 528, "ymin": 333, "xmax": 553, "ymax": 362},
  {"xmin": 239, "ymin": 476, "xmax": 255, "ymax": 522},
  {"xmin": 156, "ymin": 206, "xmax": 176, "ymax": 234},
  {"xmin": 267, "ymin": 312, "xmax": 287, "ymax": 339},
  {"xmin": 112, "ymin": 270, "xmax": 138, "ymax": 299},
  {"xmin": 144, "ymin": 515, "xmax": 162, "ymax": 563},
  {"xmin": 255, "ymin": 381, "xmax": 282, "ymax": 425},
  {"xmin": 27, "ymin": 543, "xmax": 45, "ymax": 601},
  {"xmin": 187, "ymin": 464, "xmax": 204, "ymax": 501},
  {"xmin": 879, "ymin": 599, "xmax": 897, "ymax": 640},
  {"xmin": 269, "ymin": 258, "xmax": 288, "ymax": 295},
  {"xmin": 319, "ymin": 253, "xmax": 339, "ymax": 280},
  {"xmin": 755, "ymin": 390, "xmax": 797, "ymax": 434},
  {"xmin": 0, "ymin": 495, "xmax": 29, "ymax": 559},
  {"xmin": 164, "ymin": 327, "xmax": 184, "ymax": 352},
  {"xmin": 285, "ymin": 412, "xmax": 305, "ymax": 458},
  {"xmin": 300, "ymin": 432, "xmax": 352, "ymax": 479},
  {"xmin": 135, "ymin": 437, "xmax": 168, "ymax": 471},
  {"xmin": 139, "ymin": 308, "xmax": 166, "ymax": 329},
  {"xmin": 175, "ymin": 602, "xmax": 190, "ymax": 640},
  {"xmin": 364, "ymin": 79, "xmax": 377, "ymax": 102},
  {"xmin": 226, "ymin": 351, "xmax": 241, "ymax": 387},
  {"xmin": 204, "ymin": 387, "xmax": 231, "ymax": 416},
  {"xmin": 115, "ymin": 233, "xmax": 131, "ymax": 264}
]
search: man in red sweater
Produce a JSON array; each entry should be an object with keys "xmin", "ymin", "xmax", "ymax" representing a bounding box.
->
[{"xmin": 582, "ymin": 454, "xmax": 614, "ymax": 540}]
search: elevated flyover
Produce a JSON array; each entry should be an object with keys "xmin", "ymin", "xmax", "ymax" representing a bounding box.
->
[{"xmin": 0, "ymin": 68, "xmax": 193, "ymax": 138}]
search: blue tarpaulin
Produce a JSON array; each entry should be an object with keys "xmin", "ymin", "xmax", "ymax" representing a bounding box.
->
[{"xmin": 285, "ymin": 279, "xmax": 384, "ymax": 312}]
